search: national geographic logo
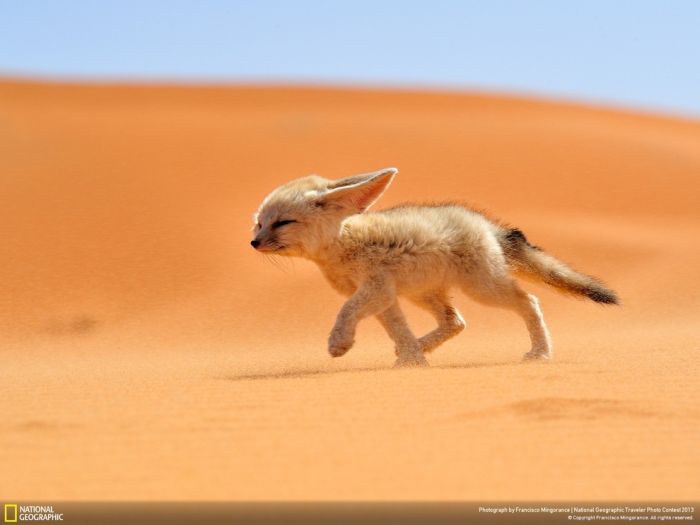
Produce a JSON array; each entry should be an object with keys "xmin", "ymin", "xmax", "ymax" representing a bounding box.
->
[
  {"xmin": 3, "ymin": 505, "xmax": 17, "ymax": 523},
  {"xmin": 3, "ymin": 505, "xmax": 63, "ymax": 522}
]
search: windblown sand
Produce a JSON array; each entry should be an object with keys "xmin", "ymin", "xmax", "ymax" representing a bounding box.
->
[{"xmin": 0, "ymin": 80, "xmax": 698, "ymax": 501}]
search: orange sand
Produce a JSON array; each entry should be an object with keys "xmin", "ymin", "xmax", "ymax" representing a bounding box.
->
[{"xmin": 0, "ymin": 80, "xmax": 698, "ymax": 501}]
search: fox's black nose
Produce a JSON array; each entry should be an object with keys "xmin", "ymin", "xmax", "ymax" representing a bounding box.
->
[{"xmin": 251, "ymin": 239, "xmax": 261, "ymax": 249}]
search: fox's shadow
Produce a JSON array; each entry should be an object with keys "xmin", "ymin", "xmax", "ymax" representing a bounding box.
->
[{"xmin": 222, "ymin": 361, "xmax": 523, "ymax": 382}]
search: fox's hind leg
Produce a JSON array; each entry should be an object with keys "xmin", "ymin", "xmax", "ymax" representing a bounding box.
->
[
  {"xmin": 513, "ymin": 290, "xmax": 552, "ymax": 360},
  {"xmin": 462, "ymin": 278, "xmax": 552, "ymax": 361},
  {"xmin": 376, "ymin": 303, "xmax": 429, "ymax": 367},
  {"xmin": 409, "ymin": 291, "xmax": 466, "ymax": 353}
]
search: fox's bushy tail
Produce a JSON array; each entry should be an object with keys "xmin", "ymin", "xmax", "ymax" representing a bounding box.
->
[{"xmin": 498, "ymin": 228, "xmax": 618, "ymax": 304}]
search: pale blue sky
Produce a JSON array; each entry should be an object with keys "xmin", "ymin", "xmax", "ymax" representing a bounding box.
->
[{"xmin": 1, "ymin": 1, "xmax": 699, "ymax": 115}]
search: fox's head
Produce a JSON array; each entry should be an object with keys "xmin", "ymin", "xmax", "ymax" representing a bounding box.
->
[{"xmin": 251, "ymin": 167, "xmax": 397, "ymax": 258}]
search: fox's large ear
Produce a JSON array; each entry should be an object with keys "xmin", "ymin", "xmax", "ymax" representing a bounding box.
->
[{"xmin": 320, "ymin": 167, "xmax": 397, "ymax": 212}]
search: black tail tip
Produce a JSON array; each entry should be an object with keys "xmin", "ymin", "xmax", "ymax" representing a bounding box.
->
[{"xmin": 587, "ymin": 289, "xmax": 619, "ymax": 305}]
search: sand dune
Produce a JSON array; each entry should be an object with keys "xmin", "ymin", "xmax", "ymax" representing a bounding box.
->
[{"xmin": 0, "ymin": 79, "xmax": 698, "ymax": 501}]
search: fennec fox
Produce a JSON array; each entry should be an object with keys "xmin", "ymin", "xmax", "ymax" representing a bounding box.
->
[{"xmin": 251, "ymin": 167, "xmax": 618, "ymax": 367}]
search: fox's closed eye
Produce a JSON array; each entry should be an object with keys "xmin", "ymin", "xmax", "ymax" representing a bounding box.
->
[{"xmin": 272, "ymin": 219, "xmax": 297, "ymax": 229}]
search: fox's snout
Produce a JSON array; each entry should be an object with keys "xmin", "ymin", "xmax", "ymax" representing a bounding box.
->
[{"xmin": 250, "ymin": 236, "xmax": 276, "ymax": 252}]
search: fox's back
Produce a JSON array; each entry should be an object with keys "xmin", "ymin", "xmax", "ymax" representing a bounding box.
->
[
  {"xmin": 342, "ymin": 204, "xmax": 498, "ymax": 253},
  {"xmin": 329, "ymin": 204, "xmax": 505, "ymax": 294}
]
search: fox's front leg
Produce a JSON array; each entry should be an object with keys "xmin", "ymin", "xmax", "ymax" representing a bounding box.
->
[
  {"xmin": 328, "ymin": 275, "xmax": 395, "ymax": 357},
  {"xmin": 376, "ymin": 303, "xmax": 428, "ymax": 367}
]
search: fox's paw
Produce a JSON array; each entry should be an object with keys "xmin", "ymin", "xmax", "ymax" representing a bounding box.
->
[
  {"xmin": 328, "ymin": 331, "xmax": 354, "ymax": 358},
  {"xmin": 522, "ymin": 350, "xmax": 551, "ymax": 362},
  {"xmin": 328, "ymin": 342, "xmax": 353, "ymax": 358},
  {"xmin": 393, "ymin": 353, "xmax": 429, "ymax": 368}
]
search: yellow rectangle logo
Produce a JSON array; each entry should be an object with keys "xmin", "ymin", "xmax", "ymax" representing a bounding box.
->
[{"xmin": 3, "ymin": 504, "xmax": 18, "ymax": 523}]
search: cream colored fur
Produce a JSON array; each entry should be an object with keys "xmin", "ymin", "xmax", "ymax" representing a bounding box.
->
[{"xmin": 252, "ymin": 167, "xmax": 616, "ymax": 367}]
